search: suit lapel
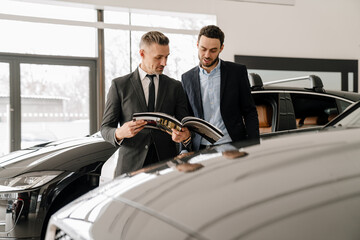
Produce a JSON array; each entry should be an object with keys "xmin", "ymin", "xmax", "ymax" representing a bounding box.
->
[
  {"xmin": 220, "ymin": 60, "xmax": 227, "ymax": 102},
  {"xmin": 156, "ymin": 75, "xmax": 167, "ymax": 111},
  {"xmin": 130, "ymin": 68, "xmax": 148, "ymax": 112},
  {"xmin": 191, "ymin": 67, "xmax": 204, "ymax": 119}
]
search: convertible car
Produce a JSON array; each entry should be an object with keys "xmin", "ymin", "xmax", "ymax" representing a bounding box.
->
[{"xmin": 249, "ymin": 73, "xmax": 360, "ymax": 134}]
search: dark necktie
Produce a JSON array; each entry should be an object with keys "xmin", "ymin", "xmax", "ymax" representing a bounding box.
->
[{"xmin": 147, "ymin": 74, "xmax": 156, "ymax": 112}]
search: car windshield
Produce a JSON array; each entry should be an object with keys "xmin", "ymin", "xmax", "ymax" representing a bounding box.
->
[
  {"xmin": 334, "ymin": 106, "xmax": 360, "ymax": 128},
  {"xmin": 324, "ymin": 101, "xmax": 360, "ymax": 129}
]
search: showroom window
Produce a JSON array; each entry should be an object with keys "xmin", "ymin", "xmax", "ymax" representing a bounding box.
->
[
  {"xmin": 103, "ymin": 9, "xmax": 216, "ymax": 94},
  {"xmin": 0, "ymin": 0, "xmax": 216, "ymax": 154},
  {"xmin": 0, "ymin": 63, "xmax": 9, "ymax": 156},
  {"xmin": 20, "ymin": 63, "xmax": 91, "ymax": 150},
  {"xmin": 130, "ymin": 10, "xmax": 215, "ymax": 30},
  {"xmin": 0, "ymin": 54, "xmax": 96, "ymax": 155},
  {"xmin": 0, "ymin": 1, "xmax": 97, "ymax": 57}
]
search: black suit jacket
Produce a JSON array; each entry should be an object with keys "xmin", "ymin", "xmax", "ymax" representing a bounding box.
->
[
  {"xmin": 101, "ymin": 68, "xmax": 188, "ymax": 175},
  {"xmin": 181, "ymin": 60, "xmax": 259, "ymax": 151}
]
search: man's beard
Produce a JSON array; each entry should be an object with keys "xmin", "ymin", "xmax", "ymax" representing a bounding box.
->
[
  {"xmin": 200, "ymin": 56, "xmax": 219, "ymax": 68},
  {"xmin": 154, "ymin": 66, "xmax": 165, "ymax": 75}
]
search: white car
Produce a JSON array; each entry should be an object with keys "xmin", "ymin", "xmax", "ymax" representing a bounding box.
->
[{"xmin": 45, "ymin": 101, "xmax": 360, "ymax": 240}]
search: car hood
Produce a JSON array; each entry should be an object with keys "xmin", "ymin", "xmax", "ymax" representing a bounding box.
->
[
  {"xmin": 52, "ymin": 128, "xmax": 360, "ymax": 240},
  {"xmin": 0, "ymin": 135, "xmax": 115, "ymax": 178}
]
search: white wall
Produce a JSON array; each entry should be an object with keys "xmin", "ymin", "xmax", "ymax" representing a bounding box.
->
[
  {"xmin": 55, "ymin": 0, "xmax": 360, "ymax": 83},
  {"xmin": 216, "ymin": 0, "xmax": 360, "ymax": 61}
]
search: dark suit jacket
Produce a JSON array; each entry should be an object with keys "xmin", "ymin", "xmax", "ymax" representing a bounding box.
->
[
  {"xmin": 101, "ymin": 68, "xmax": 188, "ymax": 175},
  {"xmin": 181, "ymin": 60, "xmax": 259, "ymax": 151}
]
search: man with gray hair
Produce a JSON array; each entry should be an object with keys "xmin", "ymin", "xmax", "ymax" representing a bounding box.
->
[{"xmin": 101, "ymin": 31, "xmax": 191, "ymax": 176}]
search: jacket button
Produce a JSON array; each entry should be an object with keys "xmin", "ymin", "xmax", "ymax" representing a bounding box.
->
[{"xmin": 145, "ymin": 145, "xmax": 148, "ymax": 149}]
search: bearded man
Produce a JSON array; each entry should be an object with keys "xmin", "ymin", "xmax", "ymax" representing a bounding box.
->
[{"xmin": 181, "ymin": 25, "xmax": 259, "ymax": 151}]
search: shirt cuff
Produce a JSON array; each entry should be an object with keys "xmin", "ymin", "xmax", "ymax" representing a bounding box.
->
[
  {"xmin": 114, "ymin": 132, "xmax": 124, "ymax": 146},
  {"xmin": 180, "ymin": 149, "xmax": 189, "ymax": 154},
  {"xmin": 182, "ymin": 136, "xmax": 191, "ymax": 147}
]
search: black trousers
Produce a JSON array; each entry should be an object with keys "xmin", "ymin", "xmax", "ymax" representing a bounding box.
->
[
  {"xmin": 143, "ymin": 144, "xmax": 159, "ymax": 167},
  {"xmin": 199, "ymin": 144, "xmax": 212, "ymax": 150}
]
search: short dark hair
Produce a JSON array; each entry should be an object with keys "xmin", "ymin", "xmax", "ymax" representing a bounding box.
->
[
  {"xmin": 198, "ymin": 25, "xmax": 225, "ymax": 46},
  {"xmin": 140, "ymin": 31, "xmax": 169, "ymax": 48}
]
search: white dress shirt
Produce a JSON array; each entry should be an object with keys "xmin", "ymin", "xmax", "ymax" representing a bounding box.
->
[
  {"xmin": 114, "ymin": 67, "xmax": 160, "ymax": 145},
  {"xmin": 138, "ymin": 66, "xmax": 159, "ymax": 107}
]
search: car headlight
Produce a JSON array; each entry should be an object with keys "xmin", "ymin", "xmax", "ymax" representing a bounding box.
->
[{"xmin": 0, "ymin": 171, "xmax": 63, "ymax": 192}]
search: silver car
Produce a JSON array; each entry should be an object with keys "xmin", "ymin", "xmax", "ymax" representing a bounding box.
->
[{"xmin": 45, "ymin": 101, "xmax": 360, "ymax": 240}]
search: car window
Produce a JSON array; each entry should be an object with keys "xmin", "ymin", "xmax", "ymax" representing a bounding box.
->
[
  {"xmin": 252, "ymin": 93, "xmax": 278, "ymax": 133},
  {"xmin": 337, "ymin": 99, "xmax": 352, "ymax": 113},
  {"xmin": 290, "ymin": 93, "xmax": 338, "ymax": 129}
]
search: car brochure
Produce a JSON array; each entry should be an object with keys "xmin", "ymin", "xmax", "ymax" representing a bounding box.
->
[{"xmin": 132, "ymin": 112, "xmax": 224, "ymax": 144}]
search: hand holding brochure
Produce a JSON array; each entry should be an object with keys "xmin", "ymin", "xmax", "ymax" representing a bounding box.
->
[{"xmin": 132, "ymin": 112, "xmax": 224, "ymax": 144}]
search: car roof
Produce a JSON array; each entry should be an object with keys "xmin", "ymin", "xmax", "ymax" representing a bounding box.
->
[
  {"xmin": 252, "ymin": 86, "xmax": 360, "ymax": 103},
  {"xmin": 249, "ymin": 73, "xmax": 360, "ymax": 102},
  {"xmin": 65, "ymin": 127, "xmax": 360, "ymax": 240}
]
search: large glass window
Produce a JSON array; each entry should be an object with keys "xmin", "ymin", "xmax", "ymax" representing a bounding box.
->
[
  {"xmin": 104, "ymin": 10, "xmax": 129, "ymax": 24},
  {"xmin": 20, "ymin": 64, "xmax": 90, "ymax": 149},
  {"xmin": 130, "ymin": 10, "xmax": 216, "ymax": 30},
  {"xmin": 130, "ymin": 31, "xmax": 144, "ymax": 73},
  {"xmin": 0, "ymin": 0, "xmax": 216, "ymax": 152},
  {"xmin": 104, "ymin": 29, "xmax": 130, "ymax": 92},
  {"xmin": 0, "ymin": 63, "xmax": 9, "ymax": 95},
  {"xmin": 165, "ymin": 33, "xmax": 198, "ymax": 79},
  {"xmin": 104, "ymin": 10, "xmax": 216, "ymax": 93},
  {"xmin": 0, "ymin": 0, "xmax": 97, "ymax": 57},
  {"xmin": 0, "ymin": 20, "xmax": 96, "ymax": 57},
  {"xmin": 0, "ymin": 0, "xmax": 96, "ymax": 22},
  {"xmin": 0, "ymin": 63, "xmax": 9, "ymax": 156}
]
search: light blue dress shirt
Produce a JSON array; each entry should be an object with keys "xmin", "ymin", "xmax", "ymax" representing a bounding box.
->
[{"xmin": 199, "ymin": 60, "xmax": 232, "ymax": 145}]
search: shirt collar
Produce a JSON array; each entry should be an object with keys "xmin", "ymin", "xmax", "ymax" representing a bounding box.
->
[
  {"xmin": 199, "ymin": 59, "xmax": 221, "ymax": 75},
  {"xmin": 138, "ymin": 65, "xmax": 159, "ymax": 81}
]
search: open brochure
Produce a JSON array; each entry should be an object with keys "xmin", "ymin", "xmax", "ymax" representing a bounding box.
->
[{"xmin": 132, "ymin": 112, "xmax": 224, "ymax": 144}]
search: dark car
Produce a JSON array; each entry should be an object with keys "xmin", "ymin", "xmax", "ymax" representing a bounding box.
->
[
  {"xmin": 250, "ymin": 73, "xmax": 360, "ymax": 134},
  {"xmin": 12, "ymin": 192, "xmax": 30, "ymax": 221},
  {"xmin": 0, "ymin": 133, "xmax": 117, "ymax": 239},
  {"xmin": 46, "ymin": 101, "xmax": 360, "ymax": 240}
]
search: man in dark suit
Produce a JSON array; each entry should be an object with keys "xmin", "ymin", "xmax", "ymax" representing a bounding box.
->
[
  {"xmin": 101, "ymin": 31, "xmax": 191, "ymax": 175},
  {"xmin": 182, "ymin": 25, "xmax": 259, "ymax": 151}
]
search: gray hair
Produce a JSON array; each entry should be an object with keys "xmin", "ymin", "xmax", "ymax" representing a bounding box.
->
[{"xmin": 139, "ymin": 31, "xmax": 169, "ymax": 48}]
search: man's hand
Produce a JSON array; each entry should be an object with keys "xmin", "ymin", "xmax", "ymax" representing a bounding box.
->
[
  {"xmin": 172, "ymin": 127, "xmax": 191, "ymax": 143},
  {"xmin": 115, "ymin": 120, "xmax": 147, "ymax": 141}
]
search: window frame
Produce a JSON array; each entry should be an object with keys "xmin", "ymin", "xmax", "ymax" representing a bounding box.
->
[
  {"xmin": 0, "ymin": 52, "xmax": 97, "ymax": 152},
  {"xmin": 0, "ymin": 2, "xmax": 216, "ymax": 152}
]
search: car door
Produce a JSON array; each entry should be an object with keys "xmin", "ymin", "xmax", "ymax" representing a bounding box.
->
[
  {"xmin": 287, "ymin": 92, "xmax": 343, "ymax": 129},
  {"xmin": 277, "ymin": 92, "xmax": 297, "ymax": 131},
  {"xmin": 252, "ymin": 91, "xmax": 291, "ymax": 134}
]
